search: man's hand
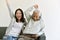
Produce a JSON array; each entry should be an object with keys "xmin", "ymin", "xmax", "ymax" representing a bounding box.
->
[
  {"xmin": 31, "ymin": 34, "xmax": 38, "ymax": 39},
  {"xmin": 34, "ymin": 4, "xmax": 38, "ymax": 9},
  {"xmin": 6, "ymin": 0, "xmax": 8, "ymax": 4}
]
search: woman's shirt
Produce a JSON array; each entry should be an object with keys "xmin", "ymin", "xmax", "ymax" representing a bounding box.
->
[{"xmin": 5, "ymin": 22, "xmax": 24, "ymax": 37}]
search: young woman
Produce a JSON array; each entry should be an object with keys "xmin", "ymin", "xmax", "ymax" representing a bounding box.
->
[
  {"xmin": 3, "ymin": 0, "xmax": 26, "ymax": 40},
  {"xmin": 23, "ymin": 4, "xmax": 46, "ymax": 40}
]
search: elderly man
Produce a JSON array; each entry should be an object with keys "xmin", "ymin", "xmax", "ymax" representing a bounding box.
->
[{"xmin": 19, "ymin": 4, "xmax": 46, "ymax": 40}]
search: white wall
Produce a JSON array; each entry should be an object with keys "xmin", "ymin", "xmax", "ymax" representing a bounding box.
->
[
  {"xmin": 39, "ymin": 0, "xmax": 60, "ymax": 40},
  {"xmin": 40, "ymin": 0, "xmax": 60, "ymax": 40},
  {"xmin": 0, "ymin": 0, "xmax": 60, "ymax": 40}
]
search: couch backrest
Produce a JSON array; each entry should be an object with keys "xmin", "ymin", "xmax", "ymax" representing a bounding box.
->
[{"xmin": 0, "ymin": 27, "xmax": 7, "ymax": 39}]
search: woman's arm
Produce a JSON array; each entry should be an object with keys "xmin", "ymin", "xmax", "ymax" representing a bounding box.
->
[
  {"xmin": 6, "ymin": 0, "xmax": 14, "ymax": 18},
  {"xmin": 24, "ymin": 4, "xmax": 38, "ymax": 21},
  {"xmin": 5, "ymin": 21, "xmax": 14, "ymax": 35},
  {"xmin": 5, "ymin": 19, "xmax": 15, "ymax": 34}
]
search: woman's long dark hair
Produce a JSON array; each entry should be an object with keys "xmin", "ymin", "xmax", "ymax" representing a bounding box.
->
[{"xmin": 15, "ymin": 8, "xmax": 25, "ymax": 23}]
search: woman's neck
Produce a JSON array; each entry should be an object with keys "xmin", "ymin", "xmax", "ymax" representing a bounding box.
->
[{"xmin": 18, "ymin": 20, "xmax": 21, "ymax": 22}]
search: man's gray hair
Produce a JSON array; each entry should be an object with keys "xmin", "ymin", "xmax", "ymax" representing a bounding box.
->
[{"xmin": 33, "ymin": 9, "xmax": 42, "ymax": 16}]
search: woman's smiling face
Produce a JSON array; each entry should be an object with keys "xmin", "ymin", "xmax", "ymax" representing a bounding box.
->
[{"xmin": 16, "ymin": 10, "xmax": 22, "ymax": 21}]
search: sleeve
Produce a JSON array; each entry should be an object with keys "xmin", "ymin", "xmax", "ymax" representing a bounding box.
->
[
  {"xmin": 6, "ymin": 3, "xmax": 14, "ymax": 19},
  {"xmin": 37, "ymin": 18, "xmax": 45, "ymax": 36},
  {"xmin": 20, "ymin": 23, "xmax": 27, "ymax": 35},
  {"xmin": 22, "ymin": 22, "xmax": 27, "ymax": 31},
  {"xmin": 5, "ymin": 20, "xmax": 14, "ymax": 35},
  {"xmin": 24, "ymin": 6, "xmax": 35, "ymax": 21},
  {"xmin": 5, "ymin": 26, "xmax": 12, "ymax": 35},
  {"xmin": 40, "ymin": 19, "xmax": 45, "ymax": 31}
]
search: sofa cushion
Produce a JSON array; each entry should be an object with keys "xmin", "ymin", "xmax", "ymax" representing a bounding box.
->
[{"xmin": 0, "ymin": 27, "xmax": 7, "ymax": 39}]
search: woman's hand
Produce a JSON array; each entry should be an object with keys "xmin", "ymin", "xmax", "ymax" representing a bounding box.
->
[
  {"xmin": 6, "ymin": 0, "xmax": 10, "ymax": 5},
  {"xmin": 34, "ymin": 4, "xmax": 38, "ymax": 9}
]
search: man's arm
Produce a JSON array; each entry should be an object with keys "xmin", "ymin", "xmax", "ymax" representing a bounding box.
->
[
  {"xmin": 24, "ymin": 4, "xmax": 38, "ymax": 22},
  {"xmin": 37, "ymin": 18, "xmax": 45, "ymax": 36}
]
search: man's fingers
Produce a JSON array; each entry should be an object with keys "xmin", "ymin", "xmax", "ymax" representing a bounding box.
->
[{"xmin": 34, "ymin": 4, "xmax": 38, "ymax": 8}]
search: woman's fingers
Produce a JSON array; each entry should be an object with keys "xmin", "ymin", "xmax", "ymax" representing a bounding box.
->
[{"xmin": 6, "ymin": 0, "xmax": 10, "ymax": 4}]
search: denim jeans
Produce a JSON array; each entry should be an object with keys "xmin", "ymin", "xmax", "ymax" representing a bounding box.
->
[
  {"xmin": 35, "ymin": 33, "xmax": 46, "ymax": 40},
  {"xmin": 3, "ymin": 35, "xmax": 17, "ymax": 40}
]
